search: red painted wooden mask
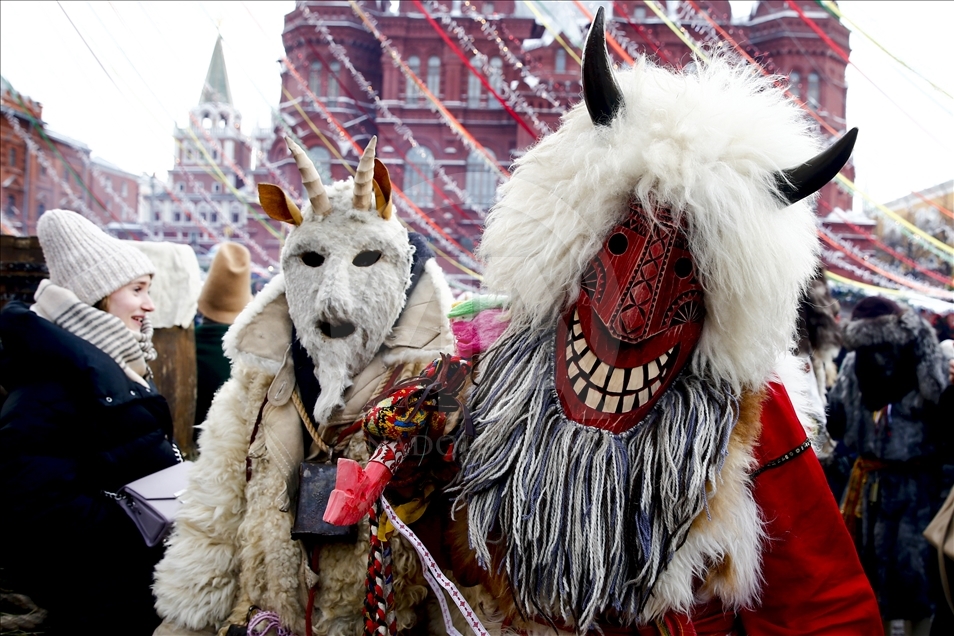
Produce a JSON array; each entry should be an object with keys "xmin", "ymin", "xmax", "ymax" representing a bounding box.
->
[{"xmin": 555, "ymin": 201, "xmax": 705, "ymax": 433}]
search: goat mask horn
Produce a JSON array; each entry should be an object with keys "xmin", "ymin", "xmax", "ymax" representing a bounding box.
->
[
  {"xmin": 285, "ymin": 137, "xmax": 332, "ymax": 217},
  {"xmin": 352, "ymin": 136, "xmax": 377, "ymax": 212},
  {"xmin": 583, "ymin": 6, "xmax": 623, "ymax": 127},
  {"xmin": 775, "ymin": 127, "xmax": 858, "ymax": 205}
]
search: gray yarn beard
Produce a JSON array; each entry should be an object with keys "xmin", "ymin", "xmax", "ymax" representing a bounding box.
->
[{"xmin": 452, "ymin": 328, "xmax": 739, "ymax": 631}]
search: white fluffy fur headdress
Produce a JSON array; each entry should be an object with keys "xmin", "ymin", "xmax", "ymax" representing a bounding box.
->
[{"xmin": 479, "ymin": 46, "xmax": 839, "ymax": 392}]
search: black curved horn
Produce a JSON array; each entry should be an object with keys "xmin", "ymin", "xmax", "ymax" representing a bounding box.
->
[
  {"xmin": 583, "ymin": 6, "xmax": 623, "ymax": 127},
  {"xmin": 775, "ymin": 128, "xmax": 858, "ymax": 205}
]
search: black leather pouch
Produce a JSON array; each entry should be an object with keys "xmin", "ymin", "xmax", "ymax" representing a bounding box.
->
[{"xmin": 291, "ymin": 461, "xmax": 358, "ymax": 542}]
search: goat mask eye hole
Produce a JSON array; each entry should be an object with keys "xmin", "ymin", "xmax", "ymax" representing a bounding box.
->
[
  {"xmin": 301, "ymin": 252, "xmax": 325, "ymax": 267},
  {"xmin": 353, "ymin": 250, "xmax": 382, "ymax": 267}
]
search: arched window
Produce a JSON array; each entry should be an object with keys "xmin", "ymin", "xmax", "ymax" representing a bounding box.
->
[
  {"xmin": 218, "ymin": 115, "xmax": 227, "ymax": 129},
  {"xmin": 328, "ymin": 62, "xmax": 341, "ymax": 100},
  {"xmin": 487, "ymin": 57, "xmax": 503, "ymax": 109},
  {"xmin": 467, "ymin": 58, "xmax": 482, "ymax": 107},
  {"xmin": 310, "ymin": 61, "xmax": 323, "ymax": 95},
  {"xmin": 427, "ymin": 56, "xmax": 441, "ymax": 95},
  {"xmin": 404, "ymin": 146, "xmax": 434, "ymax": 208},
  {"xmin": 307, "ymin": 146, "xmax": 333, "ymax": 184},
  {"xmin": 807, "ymin": 72, "xmax": 820, "ymax": 106},
  {"xmin": 789, "ymin": 71, "xmax": 801, "ymax": 99},
  {"xmin": 465, "ymin": 149, "xmax": 497, "ymax": 210},
  {"xmin": 202, "ymin": 113, "xmax": 212, "ymax": 129},
  {"xmin": 555, "ymin": 49, "xmax": 566, "ymax": 73},
  {"xmin": 406, "ymin": 56, "xmax": 421, "ymax": 106}
]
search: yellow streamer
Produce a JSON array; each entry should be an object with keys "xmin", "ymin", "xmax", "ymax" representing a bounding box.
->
[
  {"xmin": 642, "ymin": 0, "xmax": 708, "ymax": 60},
  {"xmin": 644, "ymin": 0, "xmax": 952, "ymax": 261},
  {"xmin": 825, "ymin": 271, "xmax": 954, "ymax": 306},
  {"xmin": 818, "ymin": 1, "xmax": 953, "ymax": 101},
  {"xmin": 833, "ymin": 174, "xmax": 954, "ymax": 257},
  {"xmin": 522, "ymin": 1, "xmax": 582, "ymax": 66}
]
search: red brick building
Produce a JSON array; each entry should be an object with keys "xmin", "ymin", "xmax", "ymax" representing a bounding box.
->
[
  {"xmin": 253, "ymin": 0, "xmax": 853, "ymax": 290},
  {"xmin": 1, "ymin": 76, "xmax": 140, "ymax": 238},
  {"xmin": 5, "ymin": 1, "xmax": 856, "ymax": 292}
]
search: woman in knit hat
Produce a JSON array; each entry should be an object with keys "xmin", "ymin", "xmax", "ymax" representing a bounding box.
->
[
  {"xmin": 0, "ymin": 209, "xmax": 179, "ymax": 635},
  {"xmin": 193, "ymin": 241, "xmax": 252, "ymax": 438}
]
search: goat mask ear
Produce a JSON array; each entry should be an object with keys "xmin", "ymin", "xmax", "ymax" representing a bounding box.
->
[
  {"xmin": 258, "ymin": 183, "xmax": 302, "ymax": 226},
  {"xmin": 372, "ymin": 158, "xmax": 393, "ymax": 220}
]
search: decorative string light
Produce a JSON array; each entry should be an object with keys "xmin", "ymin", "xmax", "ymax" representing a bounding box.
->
[
  {"xmin": 302, "ymin": 8, "xmax": 476, "ymax": 209},
  {"xmin": 612, "ymin": 0, "xmax": 677, "ymax": 66},
  {"xmin": 644, "ymin": 0, "xmax": 954, "ymax": 263},
  {"xmin": 819, "ymin": 227, "xmax": 952, "ymax": 299},
  {"xmin": 4, "ymin": 108, "xmax": 112, "ymax": 229},
  {"xmin": 461, "ymin": 1, "xmax": 564, "ymax": 109},
  {"xmin": 425, "ymin": 0, "xmax": 552, "ymax": 136},
  {"xmin": 170, "ymin": 159, "xmax": 280, "ymax": 268},
  {"xmin": 349, "ymin": 0, "xmax": 509, "ymax": 181}
]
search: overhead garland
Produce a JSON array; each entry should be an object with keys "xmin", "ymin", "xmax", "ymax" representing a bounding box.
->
[
  {"xmin": 300, "ymin": 5, "xmax": 479, "ymax": 210},
  {"xmin": 639, "ymin": 0, "xmax": 954, "ymax": 264},
  {"xmin": 277, "ymin": 67, "xmax": 483, "ymax": 274},
  {"xmin": 424, "ymin": 0, "xmax": 551, "ymax": 136},
  {"xmin": 349, "ymin": 0, "xmax": 509, "ymax": 181},
  {"xmin": 461, "ymin": 0, "xmax": 564, "ymax": 109},
  {"xmin": 816, "ymin": 0, "xmax": 953, "ymax": 101}
]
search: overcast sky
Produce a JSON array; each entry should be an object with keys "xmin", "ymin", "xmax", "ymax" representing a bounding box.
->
[{"xmin": 1, "ymin": 1, "xmax": 951, "ymax": 209}]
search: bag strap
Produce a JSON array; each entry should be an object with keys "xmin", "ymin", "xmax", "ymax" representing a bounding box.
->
[{"xmin": 940, "ymin": 507, "xmax": 954, "ymax": 614}]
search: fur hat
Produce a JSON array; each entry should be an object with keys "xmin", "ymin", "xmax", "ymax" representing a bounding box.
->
[
  {"xmin": 850, "ymin": 295, "xmax": 903, "ymax": 321},
  {"xmin": 843, "ymin": 297, "xmax": 947, "ymax": 403},
  {"xmin": 197, "ymin": 242, "xmax": 252, "ymax": 325},
  {"xmin": 37, "ymin": 209, "xmax": 156, "ymax": 306}
]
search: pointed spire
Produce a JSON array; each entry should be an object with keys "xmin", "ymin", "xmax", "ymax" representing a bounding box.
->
[{"xmin": 199, "ymin": 36, "xmax": 233, "ymax": 105}]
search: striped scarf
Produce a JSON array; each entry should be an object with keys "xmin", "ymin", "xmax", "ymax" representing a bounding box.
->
[{"xmin": 32, "ymin": 279, "xmax": 157, "ymax": 387}]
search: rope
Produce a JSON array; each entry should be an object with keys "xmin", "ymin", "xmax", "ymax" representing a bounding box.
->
[{"xmin": 291, "ymin": 388, "xmax": 333, "ymax": 457}]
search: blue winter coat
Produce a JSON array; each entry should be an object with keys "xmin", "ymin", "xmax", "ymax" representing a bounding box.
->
[{"xmin": 0, "ymin": 300, "xmax": 178, "ymax": 635}]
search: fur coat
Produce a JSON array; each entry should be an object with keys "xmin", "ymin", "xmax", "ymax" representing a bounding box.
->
[
  {"xmin": 827, "ymin": 307, "xmax": 951, "ymax": 621},
  {"xmin": 152, "ymin": 260, "xmax": 455, "ymax": 635}
]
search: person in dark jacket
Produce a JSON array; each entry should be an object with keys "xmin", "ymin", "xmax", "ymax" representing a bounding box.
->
[
  {"xmin": 193, "ymin": 241, "xmax": 251, "ymax": 440},
  {"xmin": 827, "ymin": 295, "xmax": 952, "ymax": 634},
  {"xmin": 0, "ymin": 209, "xmax": 178, "ymax": 635}
]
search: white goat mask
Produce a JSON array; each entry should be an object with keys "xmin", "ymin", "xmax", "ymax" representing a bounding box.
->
[{"xmin": 259, "ymin": 136, "xmax": 412, "ymax": 424}]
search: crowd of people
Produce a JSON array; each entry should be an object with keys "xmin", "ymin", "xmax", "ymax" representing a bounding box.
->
[{"xmin": 1, "ymin": 15, "xmax": 952, "ymax": 635}]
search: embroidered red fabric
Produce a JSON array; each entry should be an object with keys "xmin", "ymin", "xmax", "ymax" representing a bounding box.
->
[{"xmin": 740, "ymin": 382, "xmax": 883, "ymax": 635}]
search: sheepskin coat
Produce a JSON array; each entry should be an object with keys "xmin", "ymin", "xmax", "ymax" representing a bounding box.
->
[{"xmin": 152, "ymin": 259, "xmax": 455, "ymax": 636}]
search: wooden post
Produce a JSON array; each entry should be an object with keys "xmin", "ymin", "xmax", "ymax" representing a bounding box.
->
[{"xmin": 150, "ymin": 325, "xmax": 198, "ymax": 458}]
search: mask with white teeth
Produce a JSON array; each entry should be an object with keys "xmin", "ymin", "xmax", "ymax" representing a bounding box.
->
[{"xmin": 555, "ymin": 201, "xmax": 705, "ymax": 431}]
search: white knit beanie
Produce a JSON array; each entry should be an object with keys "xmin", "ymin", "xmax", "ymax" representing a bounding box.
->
[{"xmin": 37, "ymin": 209, "xmax": 156, "ymax": 306}]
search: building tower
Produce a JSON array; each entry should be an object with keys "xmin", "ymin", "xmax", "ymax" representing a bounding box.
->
[{"xmin": 146, "ymin": 37, "xmax": 281, "ymax": 268}]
